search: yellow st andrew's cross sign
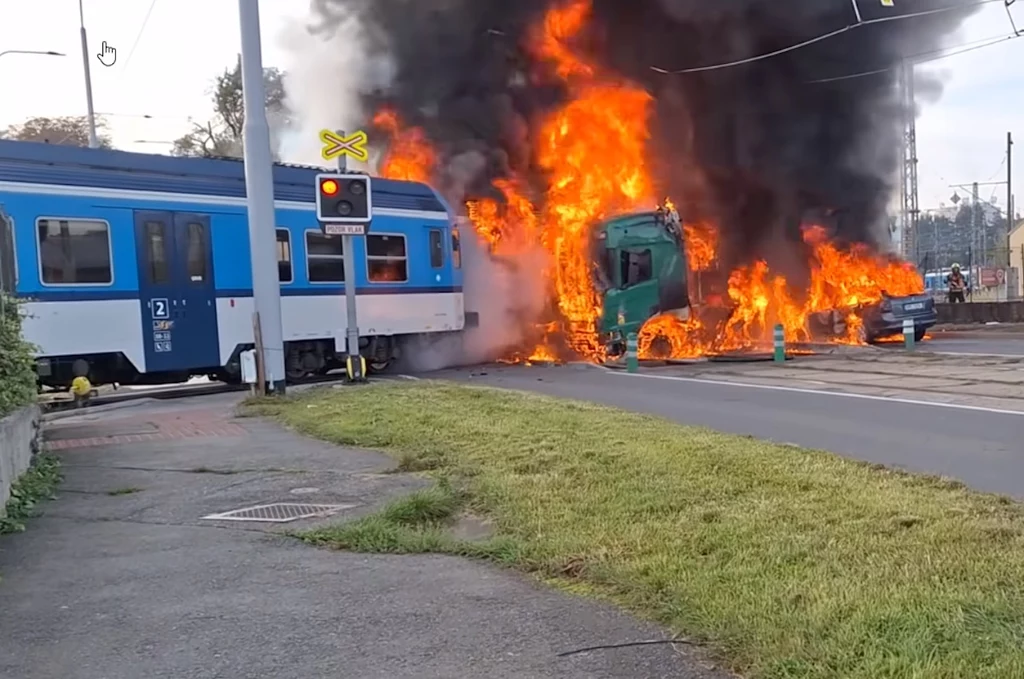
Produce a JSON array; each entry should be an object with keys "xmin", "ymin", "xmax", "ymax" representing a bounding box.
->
[{"xmin": 319, "ymin": 129, "xmax": 370, "ymax": 163}]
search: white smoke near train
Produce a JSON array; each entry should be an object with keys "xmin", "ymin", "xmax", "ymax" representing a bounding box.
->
[
  {"xmin": 274, "ymin": 7, "xmax": 542, "ymax": 372},
  {"xmin": 275, "ymin": 12, "xmax": 390, "ymax": 169}
]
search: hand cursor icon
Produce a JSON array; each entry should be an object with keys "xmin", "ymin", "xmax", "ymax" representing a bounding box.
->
[{"xmin": 97, "ymin": 41, "xmax": 116, "ymax": 67}]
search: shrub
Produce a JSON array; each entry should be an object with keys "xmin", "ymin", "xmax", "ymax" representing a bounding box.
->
[{"xmin": 0, "ymin": 292, "xmax": 37, "ymax": 417}]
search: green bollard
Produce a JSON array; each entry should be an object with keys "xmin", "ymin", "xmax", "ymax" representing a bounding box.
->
[
  {"xmin": 903, "ymin": 319, "xmax": 915, "ymax": 350},
  {"xmin": 626, "ymin": 333, "xmax": 639, "ymax": 373},
  {"xmin": 773, "ymin": 324, "xmax": 785, "ymax": 363}
]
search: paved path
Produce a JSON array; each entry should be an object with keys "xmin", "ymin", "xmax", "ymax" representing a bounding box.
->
[
  {"xmin": 437, "ymin": 354, "xmax": 1024, "ymax": 498},
  {"xmin": 0, "ymin": 393, "xmax": 726, "ymax": 679}
]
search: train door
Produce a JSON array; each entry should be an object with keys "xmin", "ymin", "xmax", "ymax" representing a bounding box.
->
[
  {"xmin": 0, "ymin": 205, "xmax": 14, "ymax": 293},
  {"xmin": 134, "ymin": 211, "xmax": 220, "ymax": 374}
]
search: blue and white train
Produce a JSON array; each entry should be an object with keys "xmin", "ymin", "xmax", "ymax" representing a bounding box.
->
[{"xmin": 0, "ymin": 140, "xmax": 471, "ymax": 388}]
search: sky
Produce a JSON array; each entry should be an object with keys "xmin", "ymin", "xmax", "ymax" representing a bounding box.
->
[{"xmin": 0, "ymin": 0, "xmax": 1021, "ymax": 220}]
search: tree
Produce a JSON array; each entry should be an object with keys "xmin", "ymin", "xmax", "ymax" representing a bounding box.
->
[
  {"xmin": 0, "ymin": 293, "xmax": 37, "ymax": 417},
  {"xmin": 171, "ymin": 61, "xmax": 289, "ymax": 160},
  {"xmin": 0, "ymin": 115, "xmax": 112, "ymax": 148}
]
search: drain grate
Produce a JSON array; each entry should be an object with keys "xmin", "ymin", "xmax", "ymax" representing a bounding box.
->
[{"xmin": 201, "ymin": 502, "xmax": 353, "ymax": 523}]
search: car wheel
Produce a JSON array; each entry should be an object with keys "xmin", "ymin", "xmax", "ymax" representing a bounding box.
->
[
  {"xmin": 857, "ymin": 324, "xmax": 875, "ymax": 345},
  {"xmin": 914, "ymin": 327, "xmax": 927, "ymax": 342}
]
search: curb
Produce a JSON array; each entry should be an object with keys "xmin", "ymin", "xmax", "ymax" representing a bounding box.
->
[{"xmin": 43, "ymin": 397, "xmax": 157, "ymax": 421}]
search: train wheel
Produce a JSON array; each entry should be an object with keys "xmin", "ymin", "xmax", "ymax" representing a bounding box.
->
[
  {"xmin": 286, "ymin": 367, "xmax": 310, "ymax": 382},
  {"xmin": 368, "ymin": 359, "xmax": 392, "ymax": 374}
]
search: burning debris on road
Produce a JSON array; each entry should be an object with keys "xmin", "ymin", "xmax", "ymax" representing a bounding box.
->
[{"xmin": 309, "ymin": 0, "xmax": 976, "ymax": 365}]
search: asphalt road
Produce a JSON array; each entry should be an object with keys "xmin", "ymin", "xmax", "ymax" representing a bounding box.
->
[
  {"xmin": 918, "ymin": 332, "xmax": 1024, "ymax": 357},
  {"xmin": 439, "ymin": 363, "xmax": 1024, "ymax": 498}
]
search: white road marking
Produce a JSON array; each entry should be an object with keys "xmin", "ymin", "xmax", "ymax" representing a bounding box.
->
[
  {"xmin": 396, "ymin": 374, "xmax": 421, "ymax": 381},
  {"xmin": 922, "ymin": 351, "xmax": 1024, "ymax": 359},
  {"xmin": 594, "ymin": 366, "xmax": 1024, "ymax": 417}
]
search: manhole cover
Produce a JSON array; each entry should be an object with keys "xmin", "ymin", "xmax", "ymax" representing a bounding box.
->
[{"xmin": 201, "ymin": 502, "xmax": 352, "ymax": 523}]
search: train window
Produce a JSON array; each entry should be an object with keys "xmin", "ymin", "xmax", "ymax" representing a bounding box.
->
[
  {"xmin": 185, "ymin": 222, "xmax": 208, "ymax": 283},
  {"xmin": 366, "ymin": 234, "xmax": 408, "ymax": 283},
  {"xmin": 429, "ymin": 229, "xmax": 444, "ymax": 268},
  {"xmin": 144, "ymin": 221, "xmax": 170, "ymax": 284},
  {"xmin": 36, "ymin": 218, "xmax": 112, "ymax": 285},
  {"xmin": 276, "ymin": 229, "xmax": 293, "ymax": 283},
  {"xmin": 451, "ymin": 228, "xmax": 461, "ymax": 269},
  {"xmin": 619, "ymin": 249, "xmax": 652, "ymax": 288},
  {"xmin": 305, "ymin": 230, "xmax": 345, "ymax": 283}
]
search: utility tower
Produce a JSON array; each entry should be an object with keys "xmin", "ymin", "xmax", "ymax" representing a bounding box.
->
[{"xmin": 898, "ymin": 59, "xmax": 920, "ymax": 264}]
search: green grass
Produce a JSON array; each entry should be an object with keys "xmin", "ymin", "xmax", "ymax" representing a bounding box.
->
[
  {"xmin": 249, "ymin": 381, "xmax": 1024, "ymax": 679},
  {"xmin": 1, "ymin": 454, "xmax": 62, "ymax": 534}
]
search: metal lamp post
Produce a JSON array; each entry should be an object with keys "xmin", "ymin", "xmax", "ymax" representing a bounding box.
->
[{"xmin": 77, "ymin": 0, "xmax": 100, "ymax": 148}]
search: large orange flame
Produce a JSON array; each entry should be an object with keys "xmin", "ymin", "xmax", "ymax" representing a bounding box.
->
[
  {"xmin": 371, "ymin": 0, "xmax": 926, "ymax": 364},
  {"xmin": 373, "ymin": 109, "xmax": 436, "ymax": 183},
  {"xmin": 639, "ymin": 225, "xmax": 924, "ymax": 357},
  {"xmin": 530, "ymin": 0, "xmax": 654, "ymax": 358}
]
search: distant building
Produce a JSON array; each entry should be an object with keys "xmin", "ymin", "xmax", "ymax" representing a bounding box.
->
[
  {"xmin": 1010, "ymin": 219, "xmax": 1024, "ymax": 299},
  {"xmin": 922, "ymin": 204, "xmax": 959, "ymax": 220}
]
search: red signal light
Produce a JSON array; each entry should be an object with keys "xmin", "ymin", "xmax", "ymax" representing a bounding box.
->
[{"xmin": 320, "ymin": 179, "xmax": 339, "ymax": 196}]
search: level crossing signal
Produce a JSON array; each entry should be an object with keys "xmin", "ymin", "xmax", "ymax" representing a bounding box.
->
[{"xmin": 315, "ymin": 173, "xmax": 372, "ymax": 224}]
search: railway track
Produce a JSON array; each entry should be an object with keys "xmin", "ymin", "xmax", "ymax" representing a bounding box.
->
[{"xmin": 39, "ymin": 371, "xmax": 368, "ymax": 415}]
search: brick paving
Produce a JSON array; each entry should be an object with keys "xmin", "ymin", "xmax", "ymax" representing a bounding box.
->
[{"xmin": 44, "ymin": 408, "xmax": 247, "ymax": 451}]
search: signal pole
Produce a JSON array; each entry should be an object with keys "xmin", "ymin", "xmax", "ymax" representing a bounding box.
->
[
  {"xmin": 973, "ymin": 181, "xmax": 981, "ymax": 263},
  {"xmin": 898, "ymin": 59, "xmax": 920, "ymax": 263},
  {"xmin": 1008, "ymin": 132, "xmax": 1013, "ymax": 260},
  {"xmin": 237, "ymin": 0, "xmax": 286, "ymax": 394},
  {"xmin": 335, "ymin": 133, "xmax": 365, "ymax": 382}
]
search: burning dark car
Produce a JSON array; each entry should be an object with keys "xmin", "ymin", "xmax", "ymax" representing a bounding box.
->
[
  {"xmin": 810, "ymin": 292, "xmax": 937, "ymax": 345},
  {"xmin": 857, "ymin": 292, "xmax": 937, "ymax": 343}
]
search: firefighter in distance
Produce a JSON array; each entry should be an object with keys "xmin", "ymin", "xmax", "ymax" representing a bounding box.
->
[{"xmin": 945, "ymin": 263, "xmax": 968, "ymax": 304}]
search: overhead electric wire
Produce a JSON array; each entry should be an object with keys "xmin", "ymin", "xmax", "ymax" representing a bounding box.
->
[
  {"xmin": 1005, "ymin": 0, "xmax": 1021, "ymax": 36},
  {"xmin": 122, "ymin": 0, "xmax": 159, "ymax": 72},
  {"xmin": 806, "ymin": 32, "xmax": 1022, "ymax": 84},
  {"xmin": 985, "ymin": 154, "xmax": 1007, "ymax": 183},
  {"xmin": 650, "ymin": 0, "xmax": 1005, "ymax": 75},
  {"xmin": 650, "ymin": 25, "xmax": 852, "ymax": 74}
]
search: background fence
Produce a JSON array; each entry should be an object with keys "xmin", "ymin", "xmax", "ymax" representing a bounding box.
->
[{"xmin": 915, "ymin": 245, "xmax": 1023, "ymax": 302}]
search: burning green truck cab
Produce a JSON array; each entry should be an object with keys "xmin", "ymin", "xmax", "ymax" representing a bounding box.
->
[{"xmin": 591, "ymin": 205, "xmax": 691, "ymax": 356}]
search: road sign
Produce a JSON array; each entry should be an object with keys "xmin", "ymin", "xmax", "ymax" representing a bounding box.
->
[
  {"xmin": 323, "ymin": 223, "xmax": 366, "ymax": 236},
  {"xmin": 319, "ymin": 129, "xmax": 369, "ymax": 163},
  {"xmin": 980, "ymin": 267, "xmax": 1007, "ymax": 287}
]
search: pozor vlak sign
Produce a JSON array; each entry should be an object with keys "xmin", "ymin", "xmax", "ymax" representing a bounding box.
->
[{"xmin": 315, "ymin": 173, "xmax": 373, "ymax": 235}]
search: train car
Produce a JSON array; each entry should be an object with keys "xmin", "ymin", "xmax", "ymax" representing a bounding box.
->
[{"xmin": 0, "ymin": 139, "xmax": 467, "ymax": 388}]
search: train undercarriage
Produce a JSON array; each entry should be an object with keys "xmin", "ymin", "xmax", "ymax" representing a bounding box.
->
[{"xmin": 34, "ymin": 335, "xmax": 402, "ymax": 391}]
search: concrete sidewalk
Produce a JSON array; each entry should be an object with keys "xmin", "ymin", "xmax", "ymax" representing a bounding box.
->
[{"xmin": 0, "ymin": 391, "xmax": 727, "ymax": 679}]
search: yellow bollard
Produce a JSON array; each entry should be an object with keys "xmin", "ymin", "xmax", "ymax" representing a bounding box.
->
[{"xmin": 346, "ymin": 355, "xmax": 367, "ymax": 382}]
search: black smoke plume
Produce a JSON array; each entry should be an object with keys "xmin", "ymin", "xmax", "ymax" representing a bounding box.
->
[{"xmin": 309, "ymin": 0, "xmax": 979, "ymax": 270}]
